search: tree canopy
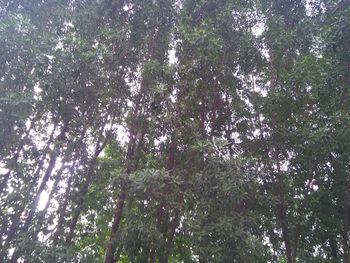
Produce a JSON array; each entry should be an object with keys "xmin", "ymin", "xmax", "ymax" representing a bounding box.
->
[{"xmin": 0, "ymin": 0, "xmax": 350, "ymax": 262}]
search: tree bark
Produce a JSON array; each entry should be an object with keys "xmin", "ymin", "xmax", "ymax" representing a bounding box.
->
[
  {"xmin": 103, "ymin": 79, "xmax": 146, "ymax": 263},
  {"xmin": 9, "ymin": 123, "xmax": 68, "ymax": 263},
  {"xmin": 51, "ymin": 170, "xmax": 74, "ymax": 246},
  {"xmin": 329, "ymin": 235, "xmax": 338, "ymax": 260},
  {"xmin": 103, "ymin": 191, "xmax": 127, "ymax": 263},
  {"xmin": 2, "ymin": 124, "xmax": 58, "ymax": 252},
  {"xmin": 103, "ymin": 126, "xmax": 142, "ymax": 263},
  {"xmin": 66, "ymin": 132, "xmax": 109, "ymax": 244},
  {"xmin": 268, "ymin": 52, "xmax": 294, "ymax": 263}
]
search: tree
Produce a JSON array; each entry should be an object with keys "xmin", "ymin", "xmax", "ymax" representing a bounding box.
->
[{"xmin": 1, "ymin": 0, "xmax": 350, "ymax": 262}]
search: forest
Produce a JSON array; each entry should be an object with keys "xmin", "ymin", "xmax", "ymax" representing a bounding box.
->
[{"xmin": 0, "ymin": 0, "xmax": 350, "ymax": 262}]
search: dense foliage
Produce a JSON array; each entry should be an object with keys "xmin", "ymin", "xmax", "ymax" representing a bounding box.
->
[{"xmin": 1, "ymin": 0, "xmax": 350, "ymax": 262}]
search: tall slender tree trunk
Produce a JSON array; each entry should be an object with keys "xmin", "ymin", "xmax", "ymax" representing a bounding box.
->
[
  {"xmin": 329, "ymin": 235, "xmax": 338, "ymax": 260},
  {"xmin": 52, "ymin": 171, "xmax": 74, "ymax": 246},
  {"xmin": 268, "ymin": 53, "xmax": 294, "ymax": 263},
  {"xmin": 103, "ymin": 132, "xmax": 142, "ymax": 262},
  {"xmin": 2, "ymin": 124, "xmax": 58, "ymax": 253},
  {"xmin": 9, "ymin": 123, "xmax": 68, "ymax": 263},
  {"xmin": 103, "ymin": 80, "xmax": 146, "ymax": 263},
  {"xmin": 65, "ymin": 106, "xmax": 118, "ymax": 244},
  {"xmin": 103, "ymin": 191, "xmax": 127, "ymax": 263},
  {"xmin": 47, "ymin": 129, "xmax": 88, "ymax": 246},
  {"xmin": 0, "ymin": 116, "xmax": 36, "ymax": 194},
  {"xmin": 66, "ymin": 132, "xmax": 109, "ymax": 244},
  {"xmin": 162, "ymin": 139, "xmax": 185, "ymax": 263}
]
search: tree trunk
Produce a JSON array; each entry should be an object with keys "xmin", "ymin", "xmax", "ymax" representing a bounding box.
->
[
  {"xmin": 103, "ymin": 79, "xmax": 146, "ymax": 263},
  {"xmin": 66, "ymin": 132, "xmax": 109, "ymax": 244},
  {"xmin": 52, "ymin": 171, "xmax": 74, "ymax": 246},
  {"xmin": 9, "ymin": 124, "xmax": 68, "ymax": 263},
  {"xmin": 329, "ymin": 235, "xmax": 338, "ymax": 260},
  {"xmin": 269, "ymin": 52, "xmax": 294, "ymax": 263},
  {"xmin": 103, "ymin": 191, "xmax": 126, "ymax": 263},
  {"xmin": 2, "ymin": 124, "xmax": 58, "ymax": 252}
]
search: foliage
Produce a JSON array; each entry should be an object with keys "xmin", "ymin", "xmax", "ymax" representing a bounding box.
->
[{"xmin": 1, "ymin": 0, "xmax": 350, "ymax": 262}]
